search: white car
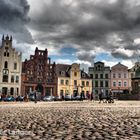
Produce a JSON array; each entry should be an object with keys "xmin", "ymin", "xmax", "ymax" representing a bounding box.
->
[{"xmin": 43, "ymin": 96, "xmax": 55, "ymax": 101}]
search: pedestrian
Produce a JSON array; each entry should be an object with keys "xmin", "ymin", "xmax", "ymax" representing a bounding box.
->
[
  {"xmin": 99, "ymin": 92, "xmax": 103, "ymax": 103},
  {"xmin": 108, "ymin": 90, "xmax": 114, "ymax": 103},
  {"xmin": 90, "ymin": 93, "xmax": 93, "ymax": 101},
  {"xmin": 34, "ymin": 91, "xmax": 37, "ymax": 103}
]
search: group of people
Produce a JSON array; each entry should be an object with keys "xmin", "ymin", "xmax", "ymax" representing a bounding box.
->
[{"xmin": 99, "ymin": 91, "xmax": 114, "ymax": 103}]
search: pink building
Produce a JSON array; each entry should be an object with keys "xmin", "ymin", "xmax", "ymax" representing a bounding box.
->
[{"xmin": 111, "ymin": 62, "xmax": 130, "ymax": 97}]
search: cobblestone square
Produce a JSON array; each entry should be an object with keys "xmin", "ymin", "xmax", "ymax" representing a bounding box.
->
[{"xmin": 0, "ymin": 101, "xmax": 140, "ymax": 140}]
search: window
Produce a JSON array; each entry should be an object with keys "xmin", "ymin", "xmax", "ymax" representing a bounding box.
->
[
  {"xmin": 124, "ymin": 81, "xmax": 127, "ymax": 87},
  {"xmin": 3, "ymin": 69, "xmax": 9, "ymax": 75},
  {"xmin": 124, "ymin": 73, "xmax": 127, "ymax": 78},
  {"xmin": 3, "ymin": 75, "xmax": 8, "ymax": 82},
  {"xmin": 60, "ymin": 79, "xmax": 64, "ymax": 85},
  {"xmin": 95, "ymin": 81, "xmax": 98, "ymax": 87},
  {"xmin": 95, "ymin": 74, "xmax": 98, "ymax": 79},
  {"xmin": 90, "ymin": 74, "xmax": 93, "ymax": 78},
  {"xmin": 4, "ymin": 61, "xmax": 8, "ymax": 69},
  {"xmin": 66, "ymin": 80, "xmax": 69, "ymax": 85},
  {"xmin": 118, "ymin": 73, "xmax": 121, "ymax": 78},
  {"xmin": 7, "ymin": 53, "xmax": 9, "ymax": 57},
  {"xmin": 14, "ymin": 63, "xmax": 17, "ymax": 70},
  {"xmin": 100, "ymin": 74, "xmax": 103, "ymax": 79},
  {"xmin": 74, "ymin": 72, "xmax": 77, "ymax": 76},
  {"xmin": 74, "ymin": 80, "xmax": 77, "ymax": 86},
  {"xmin": 10, "ymin": 88, "xmax": 14, "ymax": 95},
  {"xmin": 82, "ymin": 81, "xmax": 85, "ymax": 86},
  {"xmin": 16, "ymin": 76, "xmax": 19, "ymax": 83},
  {"xmin": 4, "ymin": 52, "xmax": 9, "ymax": 57},
  {"xmin": 60, "ymin": 90, "xmax": 64, "ymax": 96},
  {"xmin": 131, "ymin": 73, "xmax": 134, "ymax": 78},
  {"xmin": 113, "ymin": 73, "xmax": 116, "ymax": 78},
  {"xmin": 105, "ymin": 81, "xmax": 108, "ymax": 87},
  {"xmin": 61, "ymin": 71, "xmax": 65, "ymax": 76},
  {"xmin": 113, "ymin": 81, "xmax": 116, "ymax": 87},
  {"xmin": 100, "ymin": 81, "xmax": 103, "ymax": 87},
  {"xmin": 105, "ymin": 74, "xmax": 108, "ymax": 79},
  {"xmin": 86, "ymin": 81, "xmax": 89, "ymax": 86},
  {"xmin": 16, "ymin": 88, "xmax": 19, "ymax": 95},
  {"xmin": 82, "ymin": 73, "xmax": 85, "ymax": 77},
  {"xmin": 11, "ymin": 75, "xmax": 14, "ymax": 83},
  {"xmin": 118, "ymin": 81, "xmax": 121, "ymax": 87},
  {"xmin": 4, "ymin": 52, "xmax": 6, "ymax": 56}
]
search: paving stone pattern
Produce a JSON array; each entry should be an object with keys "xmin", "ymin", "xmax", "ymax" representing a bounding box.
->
[{"xmin": 0, "ymin": 101, "xmax": 140, "ymax": 140}]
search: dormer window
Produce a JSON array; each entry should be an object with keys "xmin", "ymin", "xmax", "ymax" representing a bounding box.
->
[
  {"xmin": 82, "ymin": 73, "xmax": 85, "ymax": 77},
  {"xmin": 74, "ymin": 72, "xmax": 77, "ymax": 76},
  {"xmin": 61, "ymin": 71, "xmax": 65, "ymax": 76}
]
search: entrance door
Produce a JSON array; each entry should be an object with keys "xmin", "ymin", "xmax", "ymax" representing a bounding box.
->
[
  {"xmin": 45, "ymin": 87, "xmax": 53, "ymax": 96},
  {"xmin": 2, "ymin": 87, "xmax": 8, "ymax": 97}
]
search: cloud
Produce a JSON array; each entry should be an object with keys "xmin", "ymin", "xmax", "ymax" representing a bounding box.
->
[
  {"xmin": 27, "ymin": 0, "xmax": 140, "ymax": 64},
  {"xmin": 76, "ymin": 51, "xmax": 95, "ymax": 64},
  {"xmin": 0, "ymin": 0, "xmax": 34, "ymax": 44}
]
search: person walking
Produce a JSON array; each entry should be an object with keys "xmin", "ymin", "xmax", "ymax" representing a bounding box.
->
[
  {"xmin": 34, "ymin": 91, "xmax": 37, "ymax": 103},
  {"xmin": 90, "ymin": 92, "xmax": 93, "ymax": 101},
  {"xmin": 99, "ymin": 92, "xmax": 103, "ymax": 103}
]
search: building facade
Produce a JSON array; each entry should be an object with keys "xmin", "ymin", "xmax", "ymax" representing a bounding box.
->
[
  {"xmin": 128, "ymin": 62, "xmax": 140, "ymax": 92},
  {"xmin": 21, "ymin": 47, "xmax": 57, "ymax": 97},
  {"xmin": 56, "ymin": 63, "xmax": 92, "ymax": 97},
  {"xmin": 111, "ymin": 62, "xmax": 129, "ymax": 97},
  {"xmin": 88, "ymin": 61, "xmax": 111, "ymax": 99},
  {"xmin": 0, "ymin": 35, "xmax": 22, "ymax": 97}
]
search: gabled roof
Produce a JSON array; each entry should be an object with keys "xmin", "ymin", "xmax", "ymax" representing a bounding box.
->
[
  {"xmin": 111, "ymin": 62, "xmax": 128, "ymax": 70},
  {"xmin": 94, "ymin": 61, "xmax": 104, "ymax": 65},
  {"xmin": 56, "ymin": 64, "xmax": 71, "ymax": 77},
  {"xmin": 81, "ymin": 71, "xmax": 91, "ymax": 79}
]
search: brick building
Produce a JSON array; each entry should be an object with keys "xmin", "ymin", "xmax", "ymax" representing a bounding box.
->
[{"xmin": 21, "ymin": 47, "xmax": 57, "ymax": 97}]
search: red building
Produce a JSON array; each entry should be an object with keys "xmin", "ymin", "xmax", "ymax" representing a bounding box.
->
[{"xmin": 21, "ymin": 47, "xmax": 57, "ymax": 97}]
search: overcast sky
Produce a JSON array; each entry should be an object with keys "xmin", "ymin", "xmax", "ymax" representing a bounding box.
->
[{"xmin": 1, "ymin": 0, "xmax": 140, "ymax": 71}]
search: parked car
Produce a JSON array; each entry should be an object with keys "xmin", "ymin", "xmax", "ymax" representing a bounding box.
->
[
  {"xmin": 16, "ymin": 96, "xmax": 24, "ymax": 101},
  {"xmin": 72, "ymin": 95, "xmax": 81, "ymax": 101},
  {"xmin": 64, "ymin": 94, "xmax": 72, "ymax": 101},
  {"xmin": 3, "ymin": 96, "xmax": 15, "ymax": 102},
  {"xmin": 54, "ymin": 96, "xmax": 62, "ymax": 101},
  {"xmin": 43, "ymin": 96, "xmax": 55, "ymax": 101}
]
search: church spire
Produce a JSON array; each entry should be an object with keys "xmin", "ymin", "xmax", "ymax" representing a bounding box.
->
[
  {"xmin": 2, "ymin": 35, "xmax": 4, "ymax": 40},
  {"xmin": 10, "ymin": 36, "xmax": 12, "ymax": 41}
]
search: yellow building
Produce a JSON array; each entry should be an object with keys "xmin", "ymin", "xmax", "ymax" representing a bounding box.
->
[{"xmin": 56, "ymin": 63, "xmax": 92, "ymax": 98}]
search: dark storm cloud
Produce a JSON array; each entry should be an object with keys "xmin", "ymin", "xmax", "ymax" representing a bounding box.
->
[
  {"xmin": 0, "ymin": 0, "xmax": 34, "ymax": 44},
  {"xmin": 29, "ymin": 0, "xmax": 140, "ymax": 62},
  {"xmin": 76, "ymin": 51, "xmax": 95, "ymax": 62}
]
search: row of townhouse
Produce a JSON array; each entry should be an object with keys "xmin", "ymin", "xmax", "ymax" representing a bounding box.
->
[
  {"xmin": 0, "ymin": 35, "xmax": 92, "ymax": 98},
  {"xmin": 89, "ymin": 61, "xmax": 140, "ymax": 98},
  {"xmin": 0, "ymin": 35, "xmax": 140, "ymax": 98}
]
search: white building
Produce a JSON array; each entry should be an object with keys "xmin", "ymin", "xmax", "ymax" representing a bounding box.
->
[{"xmin": 0, "ymin": 35, "xmax": 22, "ymax": 97}]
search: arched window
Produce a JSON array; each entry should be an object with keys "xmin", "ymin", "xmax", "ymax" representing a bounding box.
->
[
  {"xmin": 10, "ymin": 88, "xmax": 14, "ymax": 95},
  {"xmin": 11, "ymin": 75, "xmax": 14, "ymax": 83},
  {"xmin": 4, "ymin": 61, "xmax": 8, "ymax": 69},
  {"xmin": 14, "ymin": 63, "xmax": 17, "ymax": 70},
  {"xmin": 3, "ymin": 75, "xmax": 8, "ymax": 82}
]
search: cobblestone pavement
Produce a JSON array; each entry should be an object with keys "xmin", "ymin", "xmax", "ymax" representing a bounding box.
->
[{"xmin": 0, "ymin": 101, "xmax": 140, "ymax": 140}]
